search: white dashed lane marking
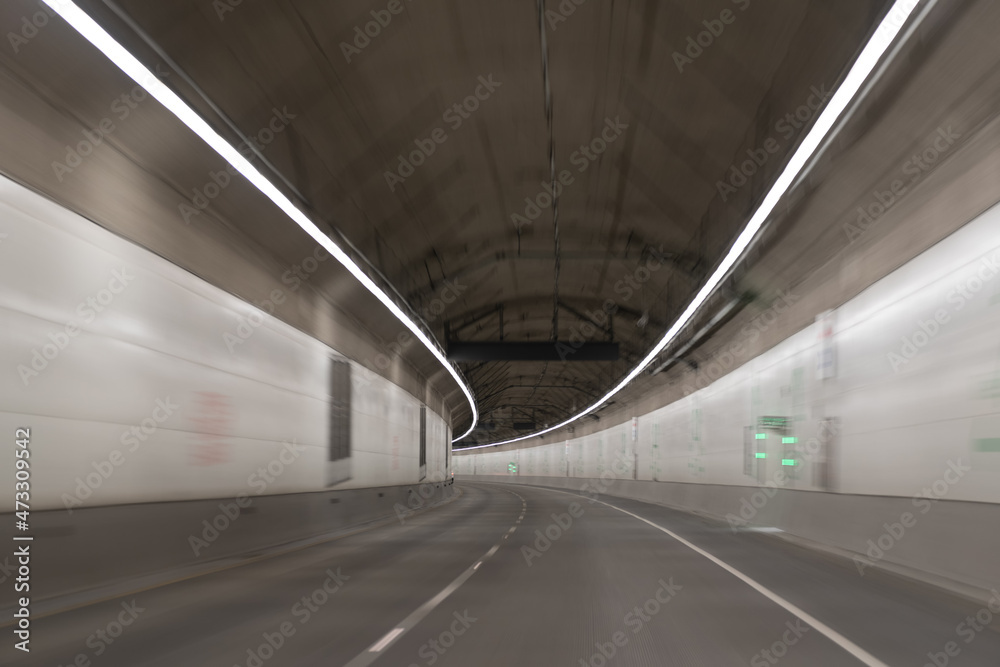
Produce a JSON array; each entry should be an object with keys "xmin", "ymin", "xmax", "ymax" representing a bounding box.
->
[{"xmin": 344, "ymin": 484, "xmax": 526, "ymax": 666}]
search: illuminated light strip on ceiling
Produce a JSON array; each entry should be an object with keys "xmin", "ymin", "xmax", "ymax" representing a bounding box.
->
[
  {"xmin": 41, "ymin": 0, "xmax": 479, "ymax": 440},
  {"xmin": 457, "ymin": 0, "xmax": 925, "ymax": 450}
]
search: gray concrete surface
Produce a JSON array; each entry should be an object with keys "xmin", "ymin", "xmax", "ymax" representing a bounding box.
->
[
  {"xmin": 0, "ymin": 480, "xmax": 454, "ymax": 605},
  {"xmin": 469, "ymin": 474, "xmax": 1000, "ymax": 605},
  {"xmin": 3, "ymin": 482, "xmax": 998, "ymax": 666}
]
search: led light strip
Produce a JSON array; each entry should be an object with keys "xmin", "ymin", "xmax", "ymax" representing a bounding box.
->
[
  {"xmin": 41, "ymin": 0, "xmax": 478, "ymax": 440},
  {"xmin": 457, "ymin": 0, "xmax": 925, "ymax": 450}
]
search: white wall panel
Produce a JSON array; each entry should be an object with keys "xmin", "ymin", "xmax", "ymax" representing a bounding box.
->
[
  {"xmin": 459, "ymin": 202, "xmax": 1000, "ymax": 505},
  {"xmin": 0, "ymin": 176, "xmax": 450, "ymax": 510}
]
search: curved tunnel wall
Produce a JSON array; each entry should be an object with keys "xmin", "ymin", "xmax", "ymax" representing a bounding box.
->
[
  {"xmin": 0, "ymin": 175, "xmax": 453, "ymax": 601},
  {"xmin": 457, "ymin": 199, "xmax": 1000, "ymax": 598}
]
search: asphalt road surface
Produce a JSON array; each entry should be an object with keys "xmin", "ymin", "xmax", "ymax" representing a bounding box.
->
[{"xmin": 5, "ymin": 482, "xmax": 999, "ymax": 666}]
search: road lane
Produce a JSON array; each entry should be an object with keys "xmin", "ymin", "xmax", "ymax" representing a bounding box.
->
[
  {"xmin": 5, "ymin": 481, "xmax": 999, "ymax": 666},
  {"xmin": 3, "ymin": 484, "xmax": 519, "ymax": 667}
]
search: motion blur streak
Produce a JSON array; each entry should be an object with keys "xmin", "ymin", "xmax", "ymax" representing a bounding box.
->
[
  {"xmin": 2, "ymin": 0, "xmax": 1000, "ymax": 665},
  {"xmin": 38, "ymin": 0, "xmax": 479, "ymax": 442}
]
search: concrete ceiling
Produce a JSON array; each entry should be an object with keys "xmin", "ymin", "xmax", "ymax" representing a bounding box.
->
[{"xmin": 6, "ymin": 0, "xmax": 896, "ymax": 442}]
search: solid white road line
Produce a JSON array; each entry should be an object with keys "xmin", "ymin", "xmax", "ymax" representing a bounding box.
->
[
  {"xmin": 368, "ymin": 628, "xmax": 404, "ymax": 652},
  {"xmin": 537, "ymin": 486, "xmax": 890, "ymax": 667}
]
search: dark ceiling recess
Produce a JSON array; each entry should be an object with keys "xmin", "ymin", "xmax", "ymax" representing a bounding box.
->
[
  {"xmin": 447, "ymin": 341, "xmax": 619, "ymax": 362},
  {"xmin": 65, "ymin": 0, "xmax": 893, "ymax": 444}
]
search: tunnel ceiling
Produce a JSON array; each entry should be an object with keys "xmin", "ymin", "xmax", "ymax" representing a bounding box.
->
[{"xmin": 62, "ymin": 0, "xmax": 890, "ymax": 443}]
